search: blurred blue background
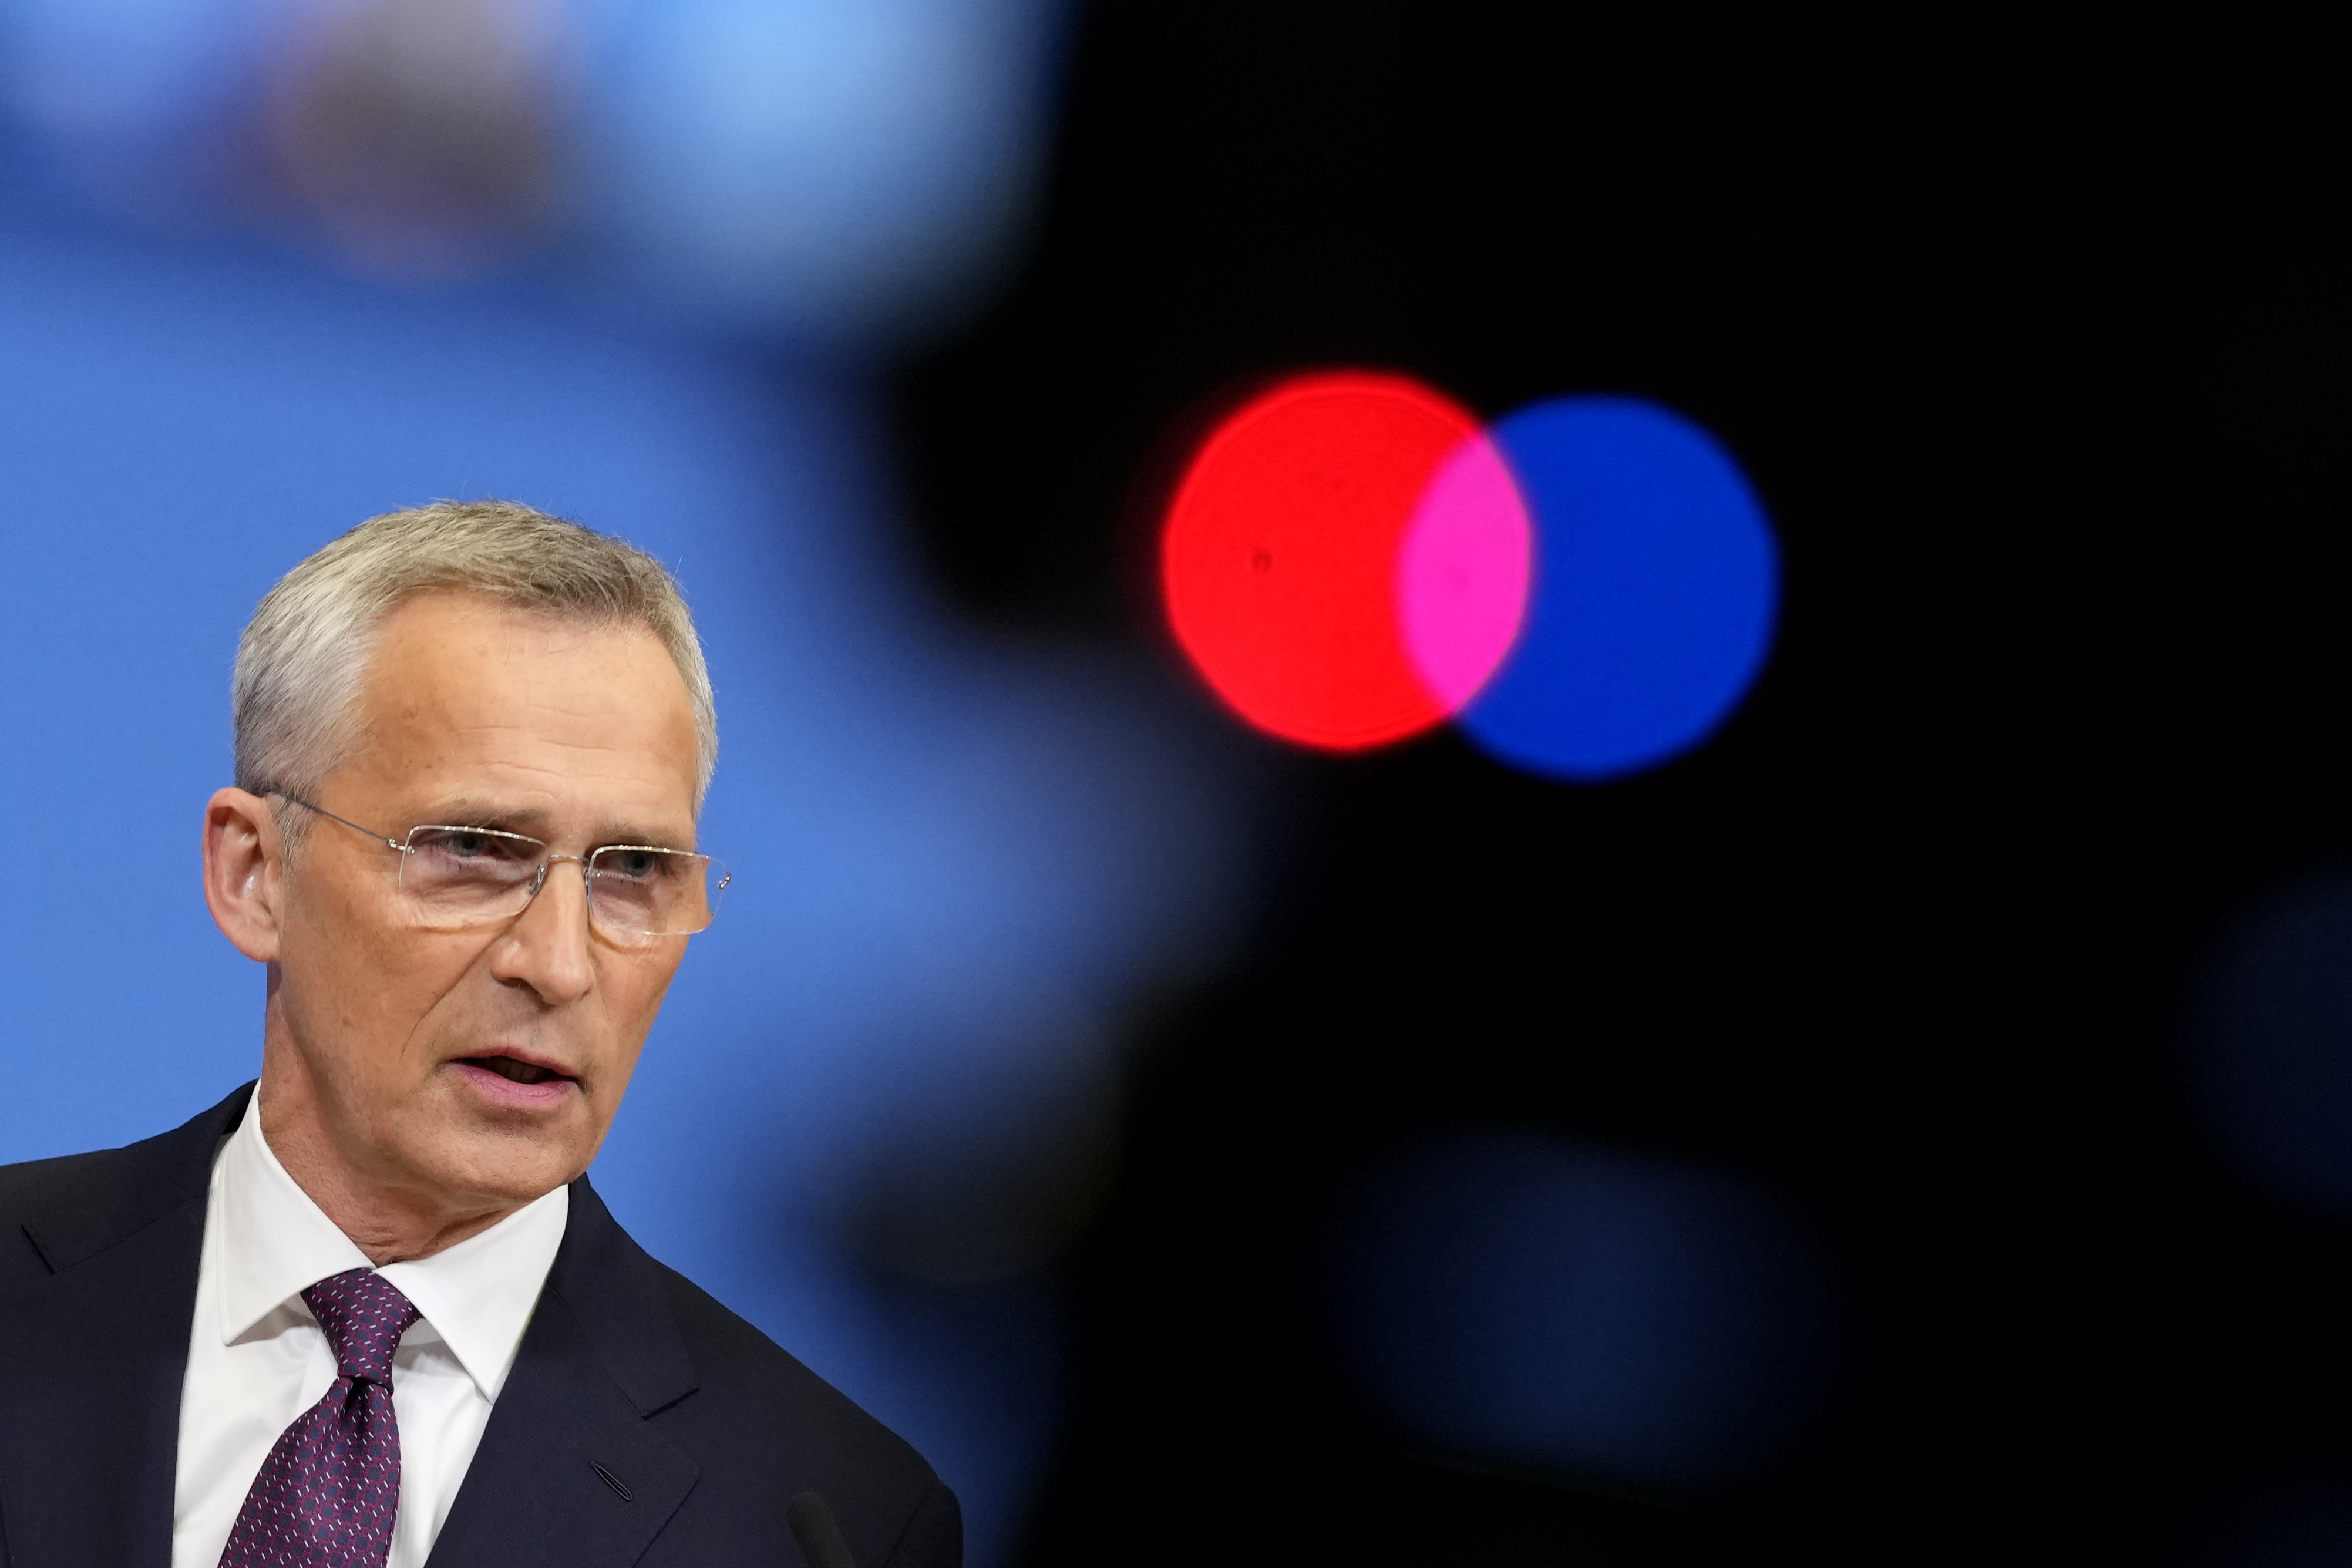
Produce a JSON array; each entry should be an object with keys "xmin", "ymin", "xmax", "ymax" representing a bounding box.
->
[{"xmin": 0, "ymin": 5, "xmax": 1241, "ymax": 1563}]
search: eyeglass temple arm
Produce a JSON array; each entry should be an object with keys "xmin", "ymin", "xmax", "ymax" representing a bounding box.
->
[{"xmin": 263, "ymin": 790, "xmax": 412, "ymax": 854}]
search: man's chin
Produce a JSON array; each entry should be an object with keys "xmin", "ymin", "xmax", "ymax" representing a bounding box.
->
[
  {"xmin": 412, "ymin": 1132, "xmax": 587, "ymax": 1219},
  {"xmin": 413, "ymin": 1066, "xmax": 598, "ymax": 1204}
]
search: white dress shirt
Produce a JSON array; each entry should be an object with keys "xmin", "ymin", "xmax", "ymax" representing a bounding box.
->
[{"xmin": 172, "ymin": 1096, "xmax": 569, "ymax": 1568}]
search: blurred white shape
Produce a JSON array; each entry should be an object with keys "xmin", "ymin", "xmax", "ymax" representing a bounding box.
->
[
  {"xmin": 261, "ymin": 0, "xmax": 571, "ymax": 271},
  {"xmin": 570, "ymin": 0, "xmax": 1068, "ymax": 342},
  {"xmin": 0, "ymin": 0, "xmax": 1071, "ymax": 345}
]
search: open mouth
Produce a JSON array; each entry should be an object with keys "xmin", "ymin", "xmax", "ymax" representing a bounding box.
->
[{"xmin": 459, "ymin": 1055, "xmax": 573, "ymax": 1087}]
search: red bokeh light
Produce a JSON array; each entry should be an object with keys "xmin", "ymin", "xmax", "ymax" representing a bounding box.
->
[{"xmin": 1160, "ymin": 371, "xmax": 1481, "ymax": 750}]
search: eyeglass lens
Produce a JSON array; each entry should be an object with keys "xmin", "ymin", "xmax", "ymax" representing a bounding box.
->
[{"xmin": 399, "ymin": 826, "xmax": 726, "ymax": 937}]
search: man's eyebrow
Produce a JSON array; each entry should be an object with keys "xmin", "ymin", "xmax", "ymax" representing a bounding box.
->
[
  {"xmin": 413, "ymin": 800, "xmax": 695, "ymax": 851},
  {"xmin": 415, "ymin": 799, "xmax": 545, "ymax": 832},
  {"xmin": 591, "ymin": 824, "xmax": 698, "ymax": 852}
]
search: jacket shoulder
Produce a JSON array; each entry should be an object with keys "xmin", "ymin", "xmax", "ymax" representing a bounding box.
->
[
  {"xmin": 643, "ymin": 1259, "xmax": 960, "ymax": 1568},
  {"xmin": 0, "ymin": 1147, "xmax": 118, "ymax": 1216},
  {"xmin": 0, "ymin": 1086, "xmax": 254, "ymax": 1294},
  {"xmin": 0, "ymin": 1149, "xmax": 116, "ymax": 1287}
]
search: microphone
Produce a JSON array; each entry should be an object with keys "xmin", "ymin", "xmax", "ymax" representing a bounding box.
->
[{"xmin": 786, "ymin": 1490, "xmax": 859, "ymax": 1568}]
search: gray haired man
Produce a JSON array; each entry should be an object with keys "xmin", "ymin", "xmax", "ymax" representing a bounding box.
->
[{"xmin": 0, "ymin": 502, "xmax": 958, "ymax": 1568}]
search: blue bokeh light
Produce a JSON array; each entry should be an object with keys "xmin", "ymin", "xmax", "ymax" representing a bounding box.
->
[
  {"xmin": 2173, "ymin": 1464, "xmax": 2352, "ymax": 1567},
  {"xmin": 1323, "ymin": 1129, "xmax": 1847, "ymax": 1492},
  {"xmin": 1459, "ymin": 398, "xmax": 1778, "ymax": 780},
  {"xmin": 2183, "ymin": 870, "xmax": 2352, "ymax": 1219}
]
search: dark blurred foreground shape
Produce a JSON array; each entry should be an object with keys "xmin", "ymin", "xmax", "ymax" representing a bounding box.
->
[{"xmin": 893, "ymin": 2, "xmax": 2352, "ymax": 1564}]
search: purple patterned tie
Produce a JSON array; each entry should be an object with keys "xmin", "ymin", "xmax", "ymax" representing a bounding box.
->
[{"xmin": 218, "ymin": 1268, "xmax": 421, "ymax": 1568}]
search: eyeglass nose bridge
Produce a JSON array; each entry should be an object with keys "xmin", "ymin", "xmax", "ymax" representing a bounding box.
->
[
  {"xmin": 519, "ymin": 852, "xmax": 594, "ymax": 908},
  {"xmin": 512, "ymin": 852, "xmax": 701, "ymax": 947}
]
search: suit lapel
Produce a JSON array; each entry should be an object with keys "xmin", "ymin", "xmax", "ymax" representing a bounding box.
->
[
  {"xmin": 0, "ymin": 1096, "xmax": 703, "ymax": 1568},
  {"xmin": 0, "ymin": 1086, "xmax": 250, "ymax": 1568},
  {"xmin": 423, "ymin": 1178, "xmax": 701, "ymax": 1568}
]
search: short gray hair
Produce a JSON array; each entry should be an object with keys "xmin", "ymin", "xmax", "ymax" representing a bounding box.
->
[{"xmin": 234, "ymin": 501, "xmax": 718, "ymax": 846}]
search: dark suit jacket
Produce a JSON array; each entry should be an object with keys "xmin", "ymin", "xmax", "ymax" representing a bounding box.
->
[{"xmin": 0, "ymin": 1085, "xmax": 960, "ymax": 1568}]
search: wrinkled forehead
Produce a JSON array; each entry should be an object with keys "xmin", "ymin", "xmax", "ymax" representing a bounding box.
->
[{"xmin": 341, "ymin": 594, "xmax": 701, "ymax": 831}]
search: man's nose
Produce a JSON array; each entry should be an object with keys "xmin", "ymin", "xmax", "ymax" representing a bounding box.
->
[{"xmin": 489, "ymin": 857, "xmax": 595, "ymax": 1004}]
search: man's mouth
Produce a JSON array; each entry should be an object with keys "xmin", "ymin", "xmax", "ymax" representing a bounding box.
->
[{"xmin": 459, "ymin": 1055, "xmax": 573, "ymax": 1086}]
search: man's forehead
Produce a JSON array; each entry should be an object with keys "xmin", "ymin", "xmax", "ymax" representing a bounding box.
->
[
  {"xmin": 345, "ymin": 597, "xmax": 700, "ymax": 820},
  {"xmin": 367, "ymin": 598, "xmax": 687, "ymax": 716}
]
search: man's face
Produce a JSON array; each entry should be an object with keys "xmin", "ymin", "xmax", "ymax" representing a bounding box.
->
[{"xmin": 268, "ymin": 591, "xmax": 701, "ymax": 1214}]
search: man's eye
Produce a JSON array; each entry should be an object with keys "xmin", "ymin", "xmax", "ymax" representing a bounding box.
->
[{"xmin": 429, "ymin": 830, "xmax": 522, "ymax": 862}]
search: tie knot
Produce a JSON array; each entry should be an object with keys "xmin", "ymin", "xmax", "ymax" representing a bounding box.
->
[{"xmin": 301, "ymin": 1268, "xmax": 420, "ymax": 1385}]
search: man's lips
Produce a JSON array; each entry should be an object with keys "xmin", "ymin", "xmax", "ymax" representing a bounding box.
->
[
  {"xmin": 461, "ymin": 1054, "xmax": 573, "ymax": 1086},
  {"xmin": 449, "ymin": 1052, "xmax": 580, "ymax": 1103}
]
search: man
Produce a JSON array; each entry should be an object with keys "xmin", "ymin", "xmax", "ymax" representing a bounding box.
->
[{"xmin": 0, "ymin": 502, "xmax": 958, "ymax": 1567}]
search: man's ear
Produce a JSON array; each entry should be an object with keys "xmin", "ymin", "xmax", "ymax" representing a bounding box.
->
[{"xmin": 204, "ymin": 788, "xmax": 284, "ymax": 962}]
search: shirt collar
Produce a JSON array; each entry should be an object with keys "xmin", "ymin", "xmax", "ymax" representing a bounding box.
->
[{"xmin": 215, "ymin": 1091, "xmax": 570, "ymax": 1404}]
